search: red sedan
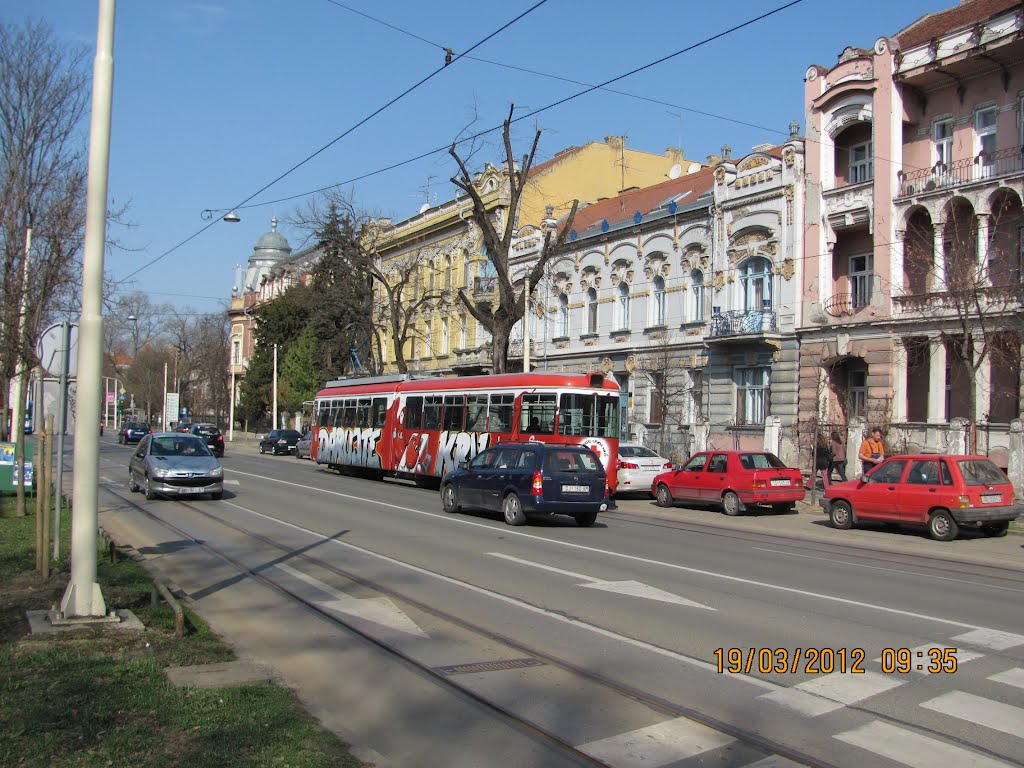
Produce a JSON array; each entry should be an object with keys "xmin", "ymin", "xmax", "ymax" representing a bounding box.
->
[
  {"xmin": 652, "ymin": 451, "xmax": 805, "ymax": 515},
  {"xmin": 821, "ymin": 454, "xmax": 1021, "ymax": 541}
]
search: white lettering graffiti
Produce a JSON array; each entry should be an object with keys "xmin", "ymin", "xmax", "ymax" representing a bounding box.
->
[
  {"xmin": 317, "ymin": 427, "xmax": 382, "ymax": 468},
  {"xmin": 437, "ymin": 431, "xmax": 490, "ymax": 476}
]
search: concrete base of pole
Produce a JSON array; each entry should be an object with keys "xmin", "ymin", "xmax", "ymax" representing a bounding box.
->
[
  {"xmin": 27, "ymin": 608, "xmax": 141, "ymax": 634},
  {"xmin": 58, "ymin": 581, "xmax": 107, "ymax": 619}
]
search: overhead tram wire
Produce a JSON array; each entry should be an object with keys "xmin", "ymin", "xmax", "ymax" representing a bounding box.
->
[{"xmin": 117, "ymin": 0, "xmax": 551, "ymax": 284}]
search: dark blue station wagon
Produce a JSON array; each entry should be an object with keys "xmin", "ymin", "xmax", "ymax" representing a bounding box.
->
[{"xmin": 440, "ymin": 442, "xmax": 609, "ymax": 527}]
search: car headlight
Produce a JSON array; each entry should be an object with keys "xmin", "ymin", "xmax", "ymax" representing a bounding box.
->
[
  {"xmin": 151, "ymin": 467, "xmax": 170, "ymax": 478},
  {"xmin": 210, "ymin": 467, "xmax": 223, "ymax": 478}
]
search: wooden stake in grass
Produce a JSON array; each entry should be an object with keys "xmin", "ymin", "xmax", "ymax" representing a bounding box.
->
[{"xmin": 42, "ymin": 415, "xmax": 53, "ymax": 579}]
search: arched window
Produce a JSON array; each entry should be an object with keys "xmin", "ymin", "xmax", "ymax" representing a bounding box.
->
[
  {"xmin": 587, "ymin": 288, "xmax": 598, "ymax": 334},
  {"xmin": 616, "ymin": 281, "xmax": 631, "ymax": 330},
  {"xmin": 464, "ymin": 251, "xmax": 473, "ymax": 289},
  {"xmin": 441, "ymin": 318, "xmax": 449, "ymax": 355},
  {"xmin": 429, "ymin": 265, "xmax": 435, "ymax": 292},
  {"xmin": 559, "ymin": 293, "xmax": 570, "ymax": 337},
  {"xmin": 459, "ymin": 314, "xmax": 468, "ymax": 349},
  {"xmin": 650, "ymin": 276, "xmax": 666, "ymax": 327},
  {"xmin": 691, "ymin": 270, "xmax": 705, "ymax": 323},
  {"xmin": 444, "ymin": 256, "xmax": 452, "ymax": 291},
  {"xmin": 739, "ymin": 257, "xmax": 771, "ymax": 311}
]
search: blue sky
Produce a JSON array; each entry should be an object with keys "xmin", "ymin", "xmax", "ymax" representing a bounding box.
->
[{"xmin": 6, "ymin": 0, "xmax": 948, "ymax": 315}]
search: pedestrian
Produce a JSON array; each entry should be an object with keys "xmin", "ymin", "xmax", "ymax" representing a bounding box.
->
[
  {"xmin": 828, "ymin": 431, "xmax": 847, "ymax": 482},
  {"xmin": 815, "ymin": 437, "xmax": 832, "ymax": 486},
  {"xmin": 858, "ymin": 426, "xmax": 886, "ymax": 475}
]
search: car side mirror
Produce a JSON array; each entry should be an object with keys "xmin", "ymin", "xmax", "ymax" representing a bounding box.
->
[{"xmin": 673, "ymin": 465, "xmax": 684, "ymax": 471}]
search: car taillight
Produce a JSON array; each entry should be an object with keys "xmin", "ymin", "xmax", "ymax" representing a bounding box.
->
[
  {"xmin": 604, "ymin": 481, "xmax": 610, "ymax": 498},
  {"xmin": 957, "ymin": 495, "xmax": 972, "ymax": 508},
  {"xmin": 662, "ymin": 462, "xmax": 673, "ymax": 469},
  {"xmin": 531, "ymin": 470, "xmax": 543, "ymax": 496},
  {"xmin": 752, "ymin": 479, "xmax": 766, "ymax": 489},
  {"xmin": 216, "ymin": 436, "xmax": 224, "ymax": 442},
  {"xmin": 619, "ymin": 461, "xmax": 639, "ymax": 470}
]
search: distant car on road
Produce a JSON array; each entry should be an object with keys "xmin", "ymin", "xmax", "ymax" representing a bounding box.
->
[
  {"xmin": 820, "ymin": 454, "xmax": 1022, "ymax": 541},
  {"xmin": 175, "ymin": 422, "xmax": 193, "ymax": 433},
  {"xmin": 295, "ymin": 430, "xmax": 313, "ymax": 460},
  {"xmin": 128, "ymin": 432, "xmax": 223, "ymax": 501},
  {"xmin": 652, "ymin": 451, "xmax": 805, "ymax": 515},
  {"xmin": 440, "ymin": 441, "xmax": 608, "ymax": 527},
  {"xmin": 259, "ymin": 429, "xmax": 302, "ymax": 455},
  {"xmin": 188, "ymin": 423, "xmax": 224, "ymax": 457},
  {"xmin": 119, "ymin": 421, "xmax": 151, "ymax": 445},
  {"xmin": 615, "ymin": 443, "xmax": 672, "ymax": 498}
]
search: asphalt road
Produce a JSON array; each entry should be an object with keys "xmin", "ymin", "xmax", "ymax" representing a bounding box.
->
[{"xmin": 94, "ymin": 436, "xmax": 1024, "ymax": 768}]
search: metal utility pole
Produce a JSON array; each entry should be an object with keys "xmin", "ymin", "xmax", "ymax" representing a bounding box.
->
[
  {"xmin": 59, "ymin": 0, "xmax": 116, "ymax": 620},
  {"xmin": 272, "ymin": 344, "xmax": 278, "ymax": 430}
]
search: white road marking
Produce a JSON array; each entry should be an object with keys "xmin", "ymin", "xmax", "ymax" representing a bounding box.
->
[
  {"xmin": 788, "ymin": 670, "xmax": 904, "ymax": 705},
  {"xmin": 920, "ymin": 691, "xmax": 1024, "ymax": 738},
  {"xmin": 223, "ymin": 479, "xmax": 240, "ymax": 486},
  {"xmin": 489, "ymin": 553, "xmax": 715, "ymax": 610},
  {"xmin": 988, "ymin": 667, "xmax": 1024, "ymax": 689},
  {"xmin": 834, "ymin": 720, "xmax": 1016, "ymax": 768},
  {"xmin": 953, "ymin": 628, "xmax": 1024, "ymax": 651},
  {"xmin": 756, "ymin": 688, "xmax": 844, "ymax": 717},
  {"xmin": 276, "ymin": 562, "xmax": 428, "ymax": 638},
  {"xmin": 741, "ymin": 758, "xmax": 805, "ymax": 768},
  {"xmin": 752, "ymin": 547, "xmax": 1024, "ymax": 594},
  {"xmin": 217, "ymin": 467, "xmax": 1020, "ymax": 638},
  {"xmin": 577, "ymin": 717, "xmax": 735, "ymax": 768}
]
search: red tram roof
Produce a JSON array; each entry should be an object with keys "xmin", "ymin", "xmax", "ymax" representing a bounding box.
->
[{"xmin": 316, "ymin": 371, "xmax": 619, "ymax": 399}]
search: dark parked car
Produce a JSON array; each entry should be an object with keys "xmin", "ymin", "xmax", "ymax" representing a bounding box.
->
[
  {"xmin": 259, "ymin": 429, "xmax": 302, "ymax": 455},
  {"xmin": 821, "ymin": 454, "xmax": 1022, "ymax": 540},
  {"xmin": 295, "ymin": 430, "xmax": 313, "ymax": 460},
  {"xmin": 652, "ymin": 450, "xmax": 805, "ymax": 515},
  {"xmin": 119, "ymin": 421, "xmax": 151, "ymax": 445},
  {"xmin": 175, "ymin": 422, "xmax": 194, "ymax": 433},
  {"xmin": 440, "ymin": 442, "xmax": 609, "ymax": 527},
  {"xmin": 128, "ymin": 433, "xmax": 223, "ymax": 500},
  {"xmin": 189, "ymin": 423, "xmax": 224, "ymax": 457}
]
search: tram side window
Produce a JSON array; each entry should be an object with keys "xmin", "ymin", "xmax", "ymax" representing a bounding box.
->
[
  {"xmin": 333, "ymin": 402, "xmax": 346, "ymax": 428},
  {"xmin": 342, "ymin": 400, "xmax": 357, "ymax": 428},
  {"xmin": 356, "ymin": 398, "xmax": 371, "ymax": 427},
  {"xmin": 423, "ymin": 396, "xmax": 443, "ymax": 430},
  {"xmin": 520, "ymin": 394, "xmax": 556, "ymax": 434},
  {"xmin": 596, "ymin": 394, "xmax": 620, "ymax": 438},
  {"xmin": 488, "ymin": 394, "xmax": 514, "ymax": 433},
  {"xmin": 404, "ymin": 397, "xmax": 423, "ymax": 430},
  {"xmin": 318, "ymin": 403, "xmax": 331, "ymax": 427},
  {"xmin": 558, "ymin": 393, "xmax": 618, "ymax": 437},
  {"xmin": 466, "ymin": 395, "xmax": 488, "ymax": 432},
  {"xmin": 442, "ymin": 395, "xmax": 465, "ymax": 431},
  {"xmin": 372, "ymin": 398, "xmax": 388, "ymax": 429}
]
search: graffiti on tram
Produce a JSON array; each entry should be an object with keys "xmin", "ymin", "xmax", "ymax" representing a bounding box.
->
[
  {"xmin": 317, "ymin": 426, "xmax": 383, "ymax": 468},
  {"xmin": 396, "ymin": 430, "xmax": 492, "ymax": 476}
]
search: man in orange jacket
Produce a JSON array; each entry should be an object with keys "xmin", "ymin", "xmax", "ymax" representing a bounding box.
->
[{"xmin": 858, "ymin": 427, "xmax": 885, "ymax": 475}]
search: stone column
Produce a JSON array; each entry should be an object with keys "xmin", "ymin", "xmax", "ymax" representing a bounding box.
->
[
  {"xmin": 927, "ymin": 337, "xmax": 947, "ymax": 423},
  {"xmin": 848, "ymin": 416, "xmax": 866, "ymax": 479},
  {"xmin": 891, "ymin": 337, "xmax": 907, "ymax": 423},
  {"xmin": 1008, "ymin": 420, "xmax": 1023, "ymax": 499},
  {"xmin": 976, "ymin": 213, "xmax": 990, "ymax": 282},
  {"xmin": 692, "ymin": 419, "xmax": 710, "ymax": 454},
  {"xmin": 932, "ymin": 225, "xmax": 946, "ymax": 289},
  {"xmin": 948, "ymin": 417, "xmax": 969, "ymax": 455},
  {"xmin": 891, "ymin": 229, "xmax": 905, "ymax": 299},
  {"xmin": 974, "ymin": 354, "xmax": 991, "ymax": 427}
]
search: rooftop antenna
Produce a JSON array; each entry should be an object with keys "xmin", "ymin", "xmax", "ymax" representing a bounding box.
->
[
  {"xmin": 667, "ymin": 110, "xmax": 683, "ymax": 157},
  {"xmin": 415, "ymin": 174, "xmax": 437, "ymax": 214}
]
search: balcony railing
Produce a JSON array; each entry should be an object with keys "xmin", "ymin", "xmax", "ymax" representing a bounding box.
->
[
  {"xmin": 897, "ymin": 146, "xmax": 1024, "ymax": 197},
  {"xmin": 708, "ymin": 309, "xmax": 778, "ymax": 339},
  {"xmin": 822, "ymin": 292, "xmax": 869, "ymax": 318}
]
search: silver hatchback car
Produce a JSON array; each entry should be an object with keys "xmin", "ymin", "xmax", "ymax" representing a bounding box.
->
[{"xmin": 129, "ymin": 433, "xmax": 224, "ymax": 500}]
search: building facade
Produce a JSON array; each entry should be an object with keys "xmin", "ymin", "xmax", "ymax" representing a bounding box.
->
[{"xmin": 801, "ymin": 0, "xmax": 1024, "ymax": 480}]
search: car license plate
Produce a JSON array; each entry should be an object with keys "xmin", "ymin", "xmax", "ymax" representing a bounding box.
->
[
  {"xmin": 770, "ymin": 479, "xmax": 790, "ymax": 487},
  {"xmin": 981, "ymin": 493, "xmax": 1001, "ymax": 504},
  {"xmin": 562, "ymin": 484, "xmax": 589, "ymax": 493},
  {"xmin": 179, "ymin": 487, "xmax": 203, "ymax": 494}
]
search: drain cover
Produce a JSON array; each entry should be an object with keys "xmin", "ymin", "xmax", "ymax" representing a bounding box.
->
[{"xmin": 434, "ymin": 658, "xmax": 545, "ymax": 676}]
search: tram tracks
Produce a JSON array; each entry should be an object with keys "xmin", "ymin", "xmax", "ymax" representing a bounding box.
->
[{"xmin": 110, "ymin": 489, "xmax": 831, "ymax": 768}]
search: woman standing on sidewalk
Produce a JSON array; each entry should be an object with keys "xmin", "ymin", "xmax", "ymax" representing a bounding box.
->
[{"xmin": 828, "ymin": 431, "xmax": 847, "ymax": 482}]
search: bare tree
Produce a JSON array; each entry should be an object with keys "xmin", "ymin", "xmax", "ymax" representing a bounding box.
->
[
  {"xmin": 449, "ymin": 105, "xmax": 578, "ymax": 373},
  {"xmin": 633, "ymin": 334, "xmax": 705, "ymax": 461}
]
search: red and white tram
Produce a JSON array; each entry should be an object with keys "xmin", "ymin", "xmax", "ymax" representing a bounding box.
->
[{"xmin": 311, "ymin": 371, "xmax": 622, "ymax": 491}]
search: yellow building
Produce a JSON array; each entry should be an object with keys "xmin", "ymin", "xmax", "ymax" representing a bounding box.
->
[{"xmin": 375, "ymin": 136, "xmax": 699, "ymax": 375}]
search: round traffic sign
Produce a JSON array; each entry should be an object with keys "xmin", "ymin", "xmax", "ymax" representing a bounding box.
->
[{"xmin": 37, "ymin": 322, "xmax": 79, "ymax": 378}]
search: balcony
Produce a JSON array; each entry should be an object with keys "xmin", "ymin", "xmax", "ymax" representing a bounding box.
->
[
  {"xmin": 451, "ymin": 345, "xmax": 492, "ymax": 374},
  {"xmin": 893, "ymin": 283, "xmax": 1024, "ymax": 315},
  {"xmin": 822, "ymin": 292, "xmax": 869, "ymax": 318},
  {"xmin": 897, "ymin": 146, "xmax": 1024, "ymax": 198},
  {"xmin": 473, "ymin": 276, "xmax": 497, "ymax": 306},
  {"xmin": 707, "ymin": 309, "xmax": 779, "ymax": 344}
]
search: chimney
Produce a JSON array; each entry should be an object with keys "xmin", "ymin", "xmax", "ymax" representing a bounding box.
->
[{"xmin": 666, "ymin": 147, "xmax": 684, "ymax": 165}]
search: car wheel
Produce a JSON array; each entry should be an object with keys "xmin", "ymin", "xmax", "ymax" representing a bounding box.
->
[
  {"xmin": 259, "ymin": 443, "xmax": 266, "ymax": 454},
  {"xmin": 928, "ymin": 509, "xmax": 959, "ymax": 542},
  {"xmin": 502, "ymin": 493, "xmax": 526, "ymax": 526},
  {"xmin": 128, "ymin": 470, "xmax": 139, "ymax": 493},
  {"xmin": 982, "ymin": 521, "xmax": 1009, "ymax": 537},
  {"xmin": 211, "ymin": 491, "xmax": 223, "ymax": 501},
  {"xmin": 574, "ymin": 509, "xmax": 598, "ymax": 527},
  {"xmin": 441, "ymin": 483, "xmax": 461, "ymax": 513},
  {"xmin": 655, "ymin": 484, "xmax": 674, "ymax": 507},
  {"xmin": 144, "ymin": 475, "xmax": 157, "ymax": 501},
  {"xmin": 829, "ymin": 500, "xmax": 853, "ymax": 529},
  {"xmin": 722, "ymin": 491, "xmax": 741, "ymax": 516}
]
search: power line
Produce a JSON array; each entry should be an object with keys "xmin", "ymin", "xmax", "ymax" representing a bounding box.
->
[{"xmin": 118, "ymin": 0, "xmax": 550, "ymax": 283}]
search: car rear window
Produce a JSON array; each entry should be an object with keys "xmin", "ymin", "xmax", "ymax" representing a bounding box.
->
[
  {"xmin": 738, "ymin": 453, "xmax": 785, "ymax": 469},
  {"xmin": 620, "ymin": 445, "xmax": 659, "ymax": 458},
  {"xmin": 544, "ymin": 450, "xmax": 602, "ymax": 473},
  {"xmin": 196, "ymin": 426, "xmax": 219, "ymax": 436},
  {"xmin": 957, "ymin": 459, "xmax": 1008, "ymax": 486}
]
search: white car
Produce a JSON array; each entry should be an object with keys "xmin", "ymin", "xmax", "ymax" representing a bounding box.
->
[{"xmin": 616, "ymin": 444, "xmax": 673, "ymax": 498}]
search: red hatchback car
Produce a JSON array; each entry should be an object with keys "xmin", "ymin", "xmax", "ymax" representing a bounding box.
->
[
  {"xmin": 820, "ymin": 455, "xmax": 1022, "ymax": 541},
  {"xmin": 652, "ymin": 451, "xmax": 805, "ymax": 515}
]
